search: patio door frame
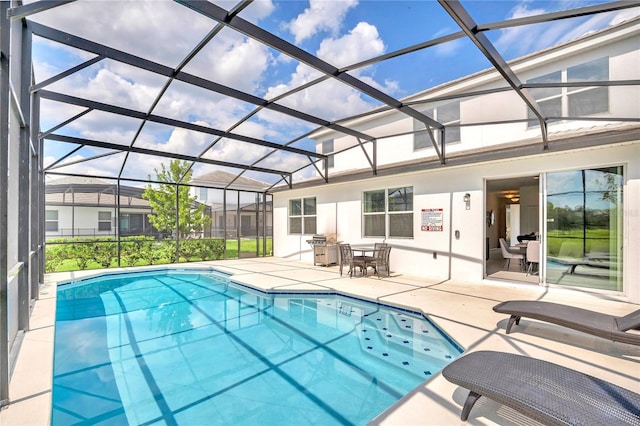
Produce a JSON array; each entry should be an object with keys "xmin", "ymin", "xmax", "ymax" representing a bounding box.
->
[{"xmin": 484, "ymin": 174, "xmax": 543, "ymax": 283}]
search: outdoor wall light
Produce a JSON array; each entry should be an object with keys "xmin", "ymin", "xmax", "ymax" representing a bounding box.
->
[{"xmin": 463, "ymin": 193, "xmax": 471, "ymax": 210}]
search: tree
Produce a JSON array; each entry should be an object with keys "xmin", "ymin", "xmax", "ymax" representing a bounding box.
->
[{"xmin": 142, "ymin": 160, "xmax": 211, "ymax": 239}]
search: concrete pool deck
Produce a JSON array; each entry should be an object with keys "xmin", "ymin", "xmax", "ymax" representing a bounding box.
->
[{"xmin": 1, "ymin": 257, "xmax": 639, "ymax": 425}]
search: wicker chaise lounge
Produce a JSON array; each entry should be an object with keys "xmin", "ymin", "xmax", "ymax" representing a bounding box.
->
[
  {"xmin": 442, "ymin": 350, "xmax": 640, "ymax": 425},
  {"xmin": 493, "ymin": 300, "xmax": 640, "ymax": 345}
]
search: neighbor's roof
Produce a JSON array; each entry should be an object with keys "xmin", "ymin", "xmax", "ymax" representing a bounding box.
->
[{"xmin": 190, "ymin": 170, "xmax": 270, "ymax": 192}]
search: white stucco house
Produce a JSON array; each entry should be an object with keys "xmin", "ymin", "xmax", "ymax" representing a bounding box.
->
[
  {"xmin": 45, "ymin": 176, "xmax": 157, "ymax": 240},
  {"xmin": 46, "ymin": 171, "xmax": 274, "ymax": 241},
  {"xmin": 271, "ymin": 17, "xmax": 640, "ymax": 303}
]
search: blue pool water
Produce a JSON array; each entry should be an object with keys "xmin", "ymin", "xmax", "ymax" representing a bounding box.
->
[{"xmin": 51, "ymin": 269, "xmax": 463, "ymax": 425}]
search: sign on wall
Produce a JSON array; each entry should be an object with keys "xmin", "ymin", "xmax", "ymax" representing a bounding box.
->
[{"xmin": 421, "ymin": 208, "xmax": 443, "ymax": 231}]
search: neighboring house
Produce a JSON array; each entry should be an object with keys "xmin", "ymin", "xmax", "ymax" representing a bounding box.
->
[
  {"xmin": 272, "ymin": 18, "xmax": 640, "ymax": 303},
  {"xmin": 45, "ymin": 176, "xmax": 158, "ymax": 240},
  {"xmin": 188, "ymin": 170, "xmax": 273, "ymax": 239},
  {"xmin": 46, "ymin": 171, "xmax": 274, "ymax": 243}
]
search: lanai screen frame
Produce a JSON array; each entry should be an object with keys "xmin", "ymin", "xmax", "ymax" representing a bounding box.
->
[{"xmin": 1, "ymin": 0, "xmax": 640, "ymax": 408}]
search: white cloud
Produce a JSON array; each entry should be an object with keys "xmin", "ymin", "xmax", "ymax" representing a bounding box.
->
[
  {"xmin": 181, "ymin": 30, "xmax": 273, "ymax": 95},
  {"xmin": 78, "ymin": 68, "xmax": 158, "ymax": 111},
  {"xmin": 239, "ymin": 0, "xmax": 276, "ymax": 23},
  {"xmin": 287, "ymin": 0, "xmax": 358, "ymax": 44},
  {"xmin": 35, "ymin": 0, "xmax": 415, "ymax": 182},
  {"xmin": 29, "ymin": 1, "xmax": 216, "ymax": 67},
  {"xmin": 264, "ymin": 20, "xmax": 397, "ymax": 121},
  {"xmin": 358, "ymin": 75, "xmax": 399, "ymax": 97},
  {"xmin": 433, "ymin": 38, "xmax": 466, "ymax": 57},
  {"xmin": 48, "ymin": 152, "xmax": 128, "ymax": 178},
  {"xmin": 265, "ymin": 63, "xmax": 375, "ymax": 121},
  {"xmin": 204, "ymin": 138, "xmax": 271, "ymax": 164},
  {"xmin": 136, "ymin": 124, "xmax": 210, "ymax": 156},
  {"xmin": 152, "ymin": 80, "xmax": 256, "ymax": 129},
  {"xmin": 317, "ymin": 22, "xmax": 385, "ymax": 68},
  {"xmin": 493, "ymin": 3, "xmax": 550, "ymax": 56},
  {"xmin": 43, "ymin": 156, "xmax": 57, "ymax": 169},
  {"xmin": 256, "ymin": 150, "xmax": 314, "ymax": 174},
  {"xmin": 495, "ymin": 2, "xmax": 640, "ymax": 58}
]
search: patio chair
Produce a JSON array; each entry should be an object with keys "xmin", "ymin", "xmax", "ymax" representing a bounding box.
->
[
  {"xmin": 366, "ymin": 245, "xmax": 391, "ymax": 278},
  {"xmin": 493, "ymin": 300, "xmax": 640, "ymax": 345},
  {"xmin": 373, "ymin": 242, "xmax": 387, "ymax": 255},
  {"xmin": 338, "ymin": 244, "xmax": 365, "ymax": 278},
  {"xmin": 499, "ymin": 238, "xmax": 524, "ymax": 271},
  {"xmin": 442, "ymin": 350, "xmax": 640, "ymax": 424},
  {"xmin": 525, "ymin": 240, "xmax": 540, "ymax": 276}
]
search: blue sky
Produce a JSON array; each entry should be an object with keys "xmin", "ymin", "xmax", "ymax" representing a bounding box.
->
[{"xmin": 30, "ymin": 0, "xmax": 639, "ymax": 185}]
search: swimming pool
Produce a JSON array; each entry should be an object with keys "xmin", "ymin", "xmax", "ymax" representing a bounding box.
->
[{"xmin": 51, "ymin": 269, "xmax": 463, "ymax": 425}]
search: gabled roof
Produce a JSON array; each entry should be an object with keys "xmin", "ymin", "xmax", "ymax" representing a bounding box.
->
[
  {"xmin": 45, "ymin": 176, "xmax": 151, "ymax": 207},
  {"xmin": 190, "ymin": 170, "xmax": 270, "ymax": 192}
]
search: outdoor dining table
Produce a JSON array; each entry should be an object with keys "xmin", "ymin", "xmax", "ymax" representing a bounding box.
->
[
  {"xmin": 351, "ymin": 247, "xmax": 376, "ymax": 276},
  {"xmin": 351, "ymin": 247, "xmax": 376, "ymax": 257}
]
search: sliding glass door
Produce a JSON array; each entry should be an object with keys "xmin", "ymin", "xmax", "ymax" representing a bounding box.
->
[{"xmin": 545, "ymin": 166, "xmax": 623, "ymax": 291}]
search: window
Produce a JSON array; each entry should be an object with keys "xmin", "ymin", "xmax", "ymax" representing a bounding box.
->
[
  {"xmin": 363, "ymin": 187, "xmax": 413, "ymax": 238},
  {"xmin": 120, "ymin": 213, "xmax": 145, "ymax": 234},
  {"xmin": 363, "ymin": 190, "xmax": 385, "ymax": 237},
  {"xmin": 199, "ymin": 187, "xmax": 208, "ymax": 202},
  {"xmin": 414, "ymin": 101, "xmax": 460, "ymax": 150},
  {"xmin": 567, "ymin": 57, "xmax": 609, "ymax": 116},
  {"xmin": 527, "ymin": 57, "xmax": 608, "ymax": 126},
  {"xmin": 527, "ymin": 70, "xmax": 562, "ymax": 127},
  {"xmin": 119, "ymin": 214, "xmax": 130, "ymax": 232},
  {"xmin": 321, "ymin": 139, "xmax": 334, "ymax": 168},
  {"xmin": 289, "ymin": 197, "xmax": 316, "ymax": 234},
  {"xmin": 98, "ymin": 211, "xmax": 112, "ymax": 232},
  {"xmin": 45, "ymin": 210, "xmax": 58, "ymax": 232}
]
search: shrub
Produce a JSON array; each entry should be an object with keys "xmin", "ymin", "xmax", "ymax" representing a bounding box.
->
[
  {"xmin": 45, "ymin": 240, "xmax": 68, "ymax": 273},
  {"xmin": 92, "ymin": 239, "xmax": 117, "ymax": 268},
  {"xmin": 121, "ymin": 236, "xmax": 155, "ymax": 267}
]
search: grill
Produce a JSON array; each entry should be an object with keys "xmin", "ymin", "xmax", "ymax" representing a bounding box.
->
[
  {"xmin": 306, "ymin": 234, "xmax": 338, "ymax": 266},
  {"xmin": 306, "ymin": 235, "xmax": 327, "ymax": 247}
]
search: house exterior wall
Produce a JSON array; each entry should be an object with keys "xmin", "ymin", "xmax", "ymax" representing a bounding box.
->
[
  {"xmin": 317, "ymin": 20, "xmax": 640, "ymax": 174},
  {"xmin": 272, "ymin": 19, "xmax": 640, "ymax": 302},
  {"xmin": 45, "ymin": 206, "xmax": 149, "ymax": 238},
  {"xmin": 274, "ymin": 141, "xmax": 640, "ymax": 303}
]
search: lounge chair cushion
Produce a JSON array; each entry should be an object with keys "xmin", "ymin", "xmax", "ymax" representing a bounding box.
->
[{"xmin": 442, "ymin": 350, "xmax": 640, "ymax": 425}]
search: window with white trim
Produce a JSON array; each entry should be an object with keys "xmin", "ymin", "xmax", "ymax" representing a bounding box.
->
[
  {"xmin": 45, "ymin": 210, "xmax": 58, "ymax": 232},
  {"xmin": 199, "ymin": 187, "xmax": 208, "ymax": 202},
  {"xmin": 527, "ymin": 57, "xmax": 609, "ymax": 127},
  {"xmin": 321, "ymin": 139, "xmax": 334, "ymax": 168},
  {"xmin": 363, "ymin": 187, "xmax": 413, "ymax": 238},
  {"xmin": 98, "ymin": 211, "xmax": 112, "ymax": 232},
  {"xmin": 567, "ymin": 57, "xmax": 609, "ymax": 116},
  {"xmin": 414, "ymin": 101, "xmax": 460, "ymax": 150},
  {"xmin": 289, "ymin": 197, "xmax": 316, "ymax": 234}
]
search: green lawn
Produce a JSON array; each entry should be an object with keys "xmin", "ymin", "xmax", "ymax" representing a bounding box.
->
[
  {"xmin": 546, "ymin": 228, "xmax": 614, "ymax": 258},
  {"xmin": 47, "ymin": 237, "xmax": 273, "ymax": 273}
]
